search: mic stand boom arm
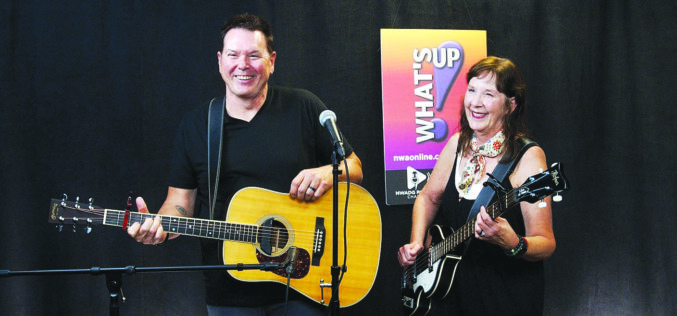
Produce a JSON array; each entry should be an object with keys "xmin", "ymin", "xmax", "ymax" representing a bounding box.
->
[{"xmin": 1, "ymin": 262, "xmax": 287, "ymax": 316}]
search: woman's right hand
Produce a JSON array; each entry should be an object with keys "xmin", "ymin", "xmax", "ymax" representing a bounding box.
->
[{"xmin": 398, "ymin": 243, "xmax": 423, "ymax": 267}]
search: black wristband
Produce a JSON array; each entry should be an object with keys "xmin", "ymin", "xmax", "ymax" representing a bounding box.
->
[{"xmin": 504, "ymin": 235, "xmax": 528, "ymax": 257}]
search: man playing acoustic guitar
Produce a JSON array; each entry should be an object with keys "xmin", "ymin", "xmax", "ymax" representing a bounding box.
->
[{"xmin": 127, "ymin": 13, "xmax": 362, "ymax": 316}]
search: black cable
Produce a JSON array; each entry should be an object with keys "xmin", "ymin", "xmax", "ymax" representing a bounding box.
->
[
  {"xmin": 339, "ymin": 159, "xmax": 350, "ymax": 284},
  {"xmin": 284, "ymin": 270, "xmax": 291, "ymax": 316}
]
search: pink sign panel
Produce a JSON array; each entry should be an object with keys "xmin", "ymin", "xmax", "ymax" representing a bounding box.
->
[{"xmin": 381, "ymin": 29, "xmax": 486, "ymax": 205}]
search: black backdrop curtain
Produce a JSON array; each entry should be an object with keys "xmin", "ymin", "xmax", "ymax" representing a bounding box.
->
[{"xmin": 2, "ymin": 1, "xmax": 676, "ymax": 315}]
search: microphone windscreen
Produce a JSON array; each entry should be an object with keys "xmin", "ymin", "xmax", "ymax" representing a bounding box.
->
[{"xmin": 319, "ymin": 110, "xmax": 336, "ymax": 126}]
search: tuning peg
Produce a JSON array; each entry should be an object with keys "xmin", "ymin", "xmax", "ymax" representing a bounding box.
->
[
  {"xmin": 72, "ymin": 216, "xmax": 79, "ymax": 232},
  {"xmin": 538, "ymin": 200, "xmax": 547, "ymax": 208},
  {"xmin": 56, "ymin": 215, "xmax": 65, "ymax": 232},
  {"xmin": 89, "ymin": 198, "xmax": 94, "ymax": 210},
  {"xmin": 57, "ymin": 216, "xmax": 66, "ymax": 232},
  {"xmin": 86, "ymin": 218, "xmax": 93, "ymax": 234},
  {"xmin": 553, "ymin": 193, "xmax": 562, "ymax": 202}
]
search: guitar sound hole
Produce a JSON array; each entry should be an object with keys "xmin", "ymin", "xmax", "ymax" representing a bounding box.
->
[{"xmin": 258, "ymin": 217, "xmax": 290, "ymax": 256}]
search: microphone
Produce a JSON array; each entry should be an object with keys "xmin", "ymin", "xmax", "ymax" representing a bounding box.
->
[
  {"xmin": 319, "ymin": 110, "xmax": 346, "ymax": 158},
  {"xmin": 285, "ymin": 247, "xmax": 299, "ymax": 275}
]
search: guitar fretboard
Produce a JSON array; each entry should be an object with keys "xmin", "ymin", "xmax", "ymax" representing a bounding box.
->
[
  {"xmin": 430, "ymin": 189, "xmax": 517, "ymax": 262},
  {"xmin": 103, "ymin": 210, "xmax": 260, "ymax": 243}
]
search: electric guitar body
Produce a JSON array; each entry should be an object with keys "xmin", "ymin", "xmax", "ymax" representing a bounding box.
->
[
  {"xmin": 401, "ymin": 225, "xmax": 463, "ymax": 316},
  {"xmin": 400, "ymin": 163, "xmax": 569, "ymax": 315}
]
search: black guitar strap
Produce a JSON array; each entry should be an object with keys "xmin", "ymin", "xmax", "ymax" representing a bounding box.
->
[
  {"xmin": 465, "ymin": 137, "xmax": 537, "ymax": 223},
  {"xmin": 208, "ymin": 96, "xmax": 225, "ymax": 220}
]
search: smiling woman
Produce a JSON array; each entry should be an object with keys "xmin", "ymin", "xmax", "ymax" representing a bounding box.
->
[
  {"xmin": 398, "ymin": 56, "xmax": 555, "ymax": 315},
  {"xmin": 458, "ymin": 56, "xmax": 529, "ymax": 165},
  {"xmin": 463, "ymin": 72, "xmax": 514, "ymax": 140}
]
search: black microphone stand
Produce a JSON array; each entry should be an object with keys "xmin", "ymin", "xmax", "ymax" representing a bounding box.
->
[
  {"xmin": 329, "ymin": 149, "xmax": 342, "ymax": 315},
  {"xmin": 1, "ymin": 262, "xmax": 287, "ymax": 316}
]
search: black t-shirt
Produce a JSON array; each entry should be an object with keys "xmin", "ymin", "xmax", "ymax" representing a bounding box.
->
[{"xmin": 167, "ymin": 85, "xmax": 354, "ymax": 306}]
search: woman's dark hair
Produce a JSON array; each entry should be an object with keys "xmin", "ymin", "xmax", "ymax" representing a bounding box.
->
[
  {"xmin": 220, "ymin": 13, "xmax": 274, "ymax": 54},
  {"xmin": 458, "ymin": 56, "xmax": 531, "ymax": 162}
]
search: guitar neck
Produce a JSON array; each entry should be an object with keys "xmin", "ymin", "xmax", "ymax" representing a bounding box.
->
[
  {"xmin": 102, "ymin": 209, "xmax": 258, "ymax": 242},
  {"xmin": 432, "ymin": 188, "xmax": 519, "ymax": 260}
]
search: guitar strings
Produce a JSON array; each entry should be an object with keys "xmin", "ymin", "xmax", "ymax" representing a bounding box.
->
[
  {"xmin": 62, "ymin": 207, "xmax": 321, "ymax": 244},
  {"xmin": 402, "ymin": 189, "xmax": 517, "ymax": 284},
  {"xmin": 403, "ymin": 168, "xmax": 564, "ymax": 287}
]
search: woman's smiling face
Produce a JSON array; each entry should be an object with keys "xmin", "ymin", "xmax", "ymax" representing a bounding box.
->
[{"xmin": 463, "ymin": 71, "xmax": 515, "ymax": 140}]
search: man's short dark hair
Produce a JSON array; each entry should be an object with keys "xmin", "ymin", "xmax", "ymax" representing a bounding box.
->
[{"xmin": 220, "ymin": 13, "xmax": 274, "ymax": 54}]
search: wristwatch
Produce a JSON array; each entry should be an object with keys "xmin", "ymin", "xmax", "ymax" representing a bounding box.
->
[{"xmin": 504, "ymin": 235, "xmax": 528, "ymax": 257}]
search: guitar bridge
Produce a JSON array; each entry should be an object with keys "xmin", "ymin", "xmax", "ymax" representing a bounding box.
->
[{"xmin": 311, "ymin": 217, "xmax": 325, "ymax": 266}]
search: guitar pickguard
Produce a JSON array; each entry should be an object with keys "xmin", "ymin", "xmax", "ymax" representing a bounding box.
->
[{"xmin": 256, "ymin": 247, "xmax": 310, "ymax": 279}]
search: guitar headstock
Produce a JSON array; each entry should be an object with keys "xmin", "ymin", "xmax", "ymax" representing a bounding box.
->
[
  {"xmin": 48, "ymin": 195, "xmax": 103, "ymax": 233},
  {"xmin": 515, "ymin": 162, "xmax": 569, "ymax": 204}
]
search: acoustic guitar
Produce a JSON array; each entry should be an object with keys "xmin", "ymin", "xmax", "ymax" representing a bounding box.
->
[{"xmin": 49, "ymin": 182, "xmax": 381, "ymax": 308}]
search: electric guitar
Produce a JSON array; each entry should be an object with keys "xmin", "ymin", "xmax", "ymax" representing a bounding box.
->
[
  {"xmin": 401, "ymin": 162, "xmax": 569, "ymax": 315},
  {"xmin": 49, "ymin": 182, "xmax": 381, "ymax": 308}
]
